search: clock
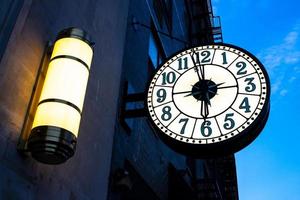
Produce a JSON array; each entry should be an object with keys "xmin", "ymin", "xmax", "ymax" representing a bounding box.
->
[{"xmin": 146, "ymin": 44, "xmax": 270, "ymax": 157}]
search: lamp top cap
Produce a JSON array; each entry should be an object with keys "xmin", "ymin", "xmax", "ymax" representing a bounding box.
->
[{"xmin": 56, "ymin": 27, "xmax": 94, "ymax": 47}]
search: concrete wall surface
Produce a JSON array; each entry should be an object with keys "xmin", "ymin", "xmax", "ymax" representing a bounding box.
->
[{"xmin": 0, "ymin": 0, "xmax": 130, "ymax": 199}]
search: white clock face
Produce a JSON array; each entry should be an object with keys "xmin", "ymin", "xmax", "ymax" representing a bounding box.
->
[{"xmin": 147, "ymin": 44, "xmax": 269, "ymax": 146}]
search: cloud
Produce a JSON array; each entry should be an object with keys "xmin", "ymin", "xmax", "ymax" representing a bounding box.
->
[
  {"xmin": 294, "ymin": 66, "xmax": 300, "ymax": 73},
  {"xmin": 259, "ymin": 22, "xmax": 300, "ymax": 66},
  {"xmin": 258, "ymin": 23, "xmax": 300, "ymax": 96},
  {"xmin": 284, "ymin": 31, "xmax": 298, "ymax": 47},
  {"xmin": 259, "ymin": 29, "xmax": 300, "ymax": 70},
  {"xmin": 280, "ymin": 89, "xmax": 288, "ymax": 96},
  {"xmin": 288, "ymin": 76, "xmax": 297, "ymax": 83},
  {"xmin": 271, "ymin": 79, "xmax": 281, "ymax": 94},
  {"xmin": 284, "ymin": 52, "xmax": 300, "ymax": 64}
]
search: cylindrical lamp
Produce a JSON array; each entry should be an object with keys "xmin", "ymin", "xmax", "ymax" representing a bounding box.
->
[{"xmin": 27, "ymin": 28, "xmax": 93, "ymax": 164}]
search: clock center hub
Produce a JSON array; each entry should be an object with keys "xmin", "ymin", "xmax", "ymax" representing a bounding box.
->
[{"xmin": 192, "ymin": 80, "xmax": 217, "ymax": 101}]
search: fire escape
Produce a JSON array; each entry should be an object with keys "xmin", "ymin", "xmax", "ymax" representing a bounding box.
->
[
  {"xmin": 196, "ymin": 155, "xmax": 239, "ymax": 200},
  {"xmin": 186, "ymin": 0, "xmax": 223, "ymax": 44},
  {"xmin": 182, "ymin": 1, "xmax": 238, "ymax": 199}
]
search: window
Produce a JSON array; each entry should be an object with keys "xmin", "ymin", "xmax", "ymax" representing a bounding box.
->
[
  {"xmin": 148, "ymin": 32, "xmax": 162, "ymax": 68},
  {"xmin": 153, "ymin": 0, "xmax": 173, "ymax": 34},
  {"xmin": 153, "ymin": 0, "xmax": 164, "ymax": 28},
  {"xmin": 165, "ymin": 0, "xmax": 173, "ymax": 33},
  {"xmin": 148, "ymin": 25, "xmax": 165, "ymax": 70}
]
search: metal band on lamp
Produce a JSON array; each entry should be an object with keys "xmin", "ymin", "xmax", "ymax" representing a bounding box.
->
[{"xmin": 19, "ymin": 27, "xmax": 94, "ymax": 164}]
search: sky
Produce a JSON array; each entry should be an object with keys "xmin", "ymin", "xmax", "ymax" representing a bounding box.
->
[{"xmin": 212, "ymin": 0, "xmax": 300, "ymax": 199}]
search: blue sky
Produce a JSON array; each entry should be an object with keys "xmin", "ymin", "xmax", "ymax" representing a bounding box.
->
[{"xmin": 213, "ymin": 0, "xmax": 300, "ymax": 199}]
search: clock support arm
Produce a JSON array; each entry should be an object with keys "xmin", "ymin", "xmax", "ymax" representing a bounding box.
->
[{"xmin": 120, "ymin": 81, "xmax": 147, "ymax": 132}]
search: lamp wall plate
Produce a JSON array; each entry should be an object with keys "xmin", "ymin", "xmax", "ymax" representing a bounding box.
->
[{"xmin": 17, "ymin": 42, "xmax": 52, "ymax": 153}]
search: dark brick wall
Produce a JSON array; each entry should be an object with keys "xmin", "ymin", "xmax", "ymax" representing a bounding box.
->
[{"xmin": 0, "ymin": 0, "xmax": 130, "ymax": 199}]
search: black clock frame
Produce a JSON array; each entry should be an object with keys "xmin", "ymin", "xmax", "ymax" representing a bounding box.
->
[{"xmin": 145, "ymin": 43, "xmax": 270, "ymax": 158}]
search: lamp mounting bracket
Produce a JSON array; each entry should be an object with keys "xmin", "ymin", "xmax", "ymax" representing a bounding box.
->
[{"xmin": 17, "ymin": 42, "xmax": 53, "ymax": 153}]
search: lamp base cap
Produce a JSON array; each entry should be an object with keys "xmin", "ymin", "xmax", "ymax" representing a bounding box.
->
[{"xmin": 27, "ymin": 126, "xmax": 77, "ymax": 164}]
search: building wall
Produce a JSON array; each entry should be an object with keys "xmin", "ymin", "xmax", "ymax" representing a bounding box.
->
[
  {"xmin": 108, "ymin": 0, "xmax": 202, "ymax": 199},
  {"xmin": 0, "ymin": 0, "xmax": 238, "ymax": 200},
  {"xmin": 108, "ymin": 1, "xmax": 239, "ymax": 200},
  {"xmin": 0, "ymin": 0, "xmax": 130, "ymax": 199}
]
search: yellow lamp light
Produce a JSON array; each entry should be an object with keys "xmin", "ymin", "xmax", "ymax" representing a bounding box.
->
[{"xmin": 25, "ymin": 28, "xmax": 93, "ymax": 164}]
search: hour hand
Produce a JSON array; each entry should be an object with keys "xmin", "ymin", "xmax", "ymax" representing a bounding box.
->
[
  {"xmin": 199, "ymin": 65, "xmax": 205, "ymax": 80},
  {"xmin": 194, "ymin": 65, "xmax": 203, "ymax": 81},
  {"xmin": 201, "ymin": 100, "xmax": 209, "ymax": 119},
  {"xmin": 205, "ymin": 92, "xmax": 211, "ymax": 106}
]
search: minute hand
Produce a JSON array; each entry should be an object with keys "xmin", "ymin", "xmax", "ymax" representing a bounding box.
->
[
  {"xmin": 190, "ymin": 50, "xmax": 204, "ymax": 81},
  {"xmin": 208, "ymin": 82, "xmax": 225, "ymax": 89},
  {"xmin": 217, "ymin": 85, "xmax": 237, "ymax": 89}
]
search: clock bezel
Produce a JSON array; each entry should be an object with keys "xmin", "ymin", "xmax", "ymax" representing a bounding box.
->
[{"xmin": 145, "ymin": 43, "xmax": 270, "ymax": 157}]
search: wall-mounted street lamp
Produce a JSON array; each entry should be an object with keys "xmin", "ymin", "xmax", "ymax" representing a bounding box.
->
[{"xmin": 18, "ymin": 27, "xmax": 94, "ymax": 164}]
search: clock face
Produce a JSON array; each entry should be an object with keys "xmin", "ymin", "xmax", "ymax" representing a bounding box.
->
[{"xmin": 146, "ymin": 44, "xmax": 270, "ymax": 157}]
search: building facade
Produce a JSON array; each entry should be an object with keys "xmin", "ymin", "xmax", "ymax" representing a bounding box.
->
[{"xmin": 0, "ymin": 0, "xmax": 238, "ymax": 199}]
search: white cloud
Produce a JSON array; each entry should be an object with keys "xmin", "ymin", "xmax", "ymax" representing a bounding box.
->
[
  {"xmin": 259, "ymin": 30, "xmax": 300, "ymax": 70},
  {"xmin": 294, "ymin": 66, "xmax": 300, "ymax": 73},
  {"xmin": 271, "ymin": 78, "xmax": 282, "ymax": 94},
  {"xmin": 284, "ymin": 31, "xmax": 298, "ymax": 47},
  {"xmin": 280, "ymin": 89, "xmax": 288, "ymax": 96},
  {"xmin": 258, "ymin": 23, "xmax": 300, "ymax": 96},
  {"xmin": 284, "ymin": 52, "xmax": 300, "ymax": 64},
  {"xmin": 288, "ymin": 76, "xmax": 297, "ymax": 83}
]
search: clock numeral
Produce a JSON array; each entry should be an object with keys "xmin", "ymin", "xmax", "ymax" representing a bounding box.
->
[
  {"xmin": 156, "ymin": 89, "xmax": 166, "ymax": 103},
  {"xmin": 223, "ymin": 113, "xmax": 235, "ymax": 130},
  {"xmin": 239, "ymin": 97, "xmax": 251, "ymax": 113},
  {"xmin": 201, "ymin": 120, "xmax": 212, "ymax": 137},
  {"xmin": 178, "ymin": 57, "xmax": 188, "ymax": 70},
  {"xmin": 201, "ymin": 51, "xmax": 211, "ymax": 63},
  {"xmin": 179, "ymin": 118, "xmax": 189, "ymax": 134},
  {"xmin": 161, "ymin": 106, "xmax": 172, "ymax": 121},
  {"xmin": 191, "ymin": 51, "xmax": 211, "ymax": 64},
  {"xmin": 162, "ymin": 72, "xmax": 176, "ymax": 85},
  {"xmin": 221, "ymin": 52, "xmax": 228, "ymax": 64},
  {"xmin": 244, "ymin": 77, "xmax": 256, "ymax": 92},
  {"xmin": 236, "ymin": 61, "xmax": 247, "ymax": 75}
]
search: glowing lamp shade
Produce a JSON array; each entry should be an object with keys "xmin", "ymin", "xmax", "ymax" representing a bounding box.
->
[{"xmin": 27, "ymin": 28, "xmax": 93, "ymax": 164}]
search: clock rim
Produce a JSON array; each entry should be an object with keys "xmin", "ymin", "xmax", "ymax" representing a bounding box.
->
[{"xmin": 145, "ymin": 43, "xmax": 271, "ymax": 157}]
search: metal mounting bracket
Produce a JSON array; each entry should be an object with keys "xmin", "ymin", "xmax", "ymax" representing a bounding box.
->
[
  {"xmin": 17, "ymin": 42, "xmax": 52, "ymax": 153},
  {"xmin": 120, "ymin": 81, "xmax": 147, "ymax": 133}
]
